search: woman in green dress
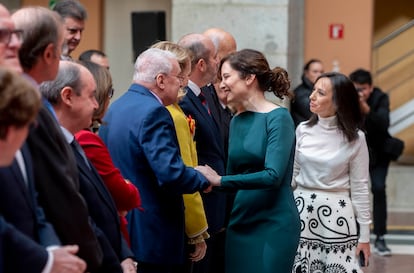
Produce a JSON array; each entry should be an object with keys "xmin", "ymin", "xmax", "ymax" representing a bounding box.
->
[{"xmin": 196, "ymin": 49, "xmax": 300, "ymax": 273}]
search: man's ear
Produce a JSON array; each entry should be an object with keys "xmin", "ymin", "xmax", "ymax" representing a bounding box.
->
[
  {"xmin": 60, "ymin": 86, "xmax": 73, "ymax": 107},
  {"xmin": 43, "ymin": 43, "xmax": 55, "ymax": 65},
  {"xmin": 197, "ymin": 58, "xmax": 206, "ymax": 72},
  {"xmin": 155, "ymin": 73, "xmax": 166, "ymax": 89}
]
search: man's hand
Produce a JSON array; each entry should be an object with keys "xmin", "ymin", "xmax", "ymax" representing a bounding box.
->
[
  {"xmin": 195, "ymin": 165, "xmax": 221, "ymax": 187},
  {"xmin": 51, "ymin": 245, "xmax": 86, "ymax": 273},
  {"xmin": 359, "ymin": 93, "xmax": 370, "ymax": 114},
  {"xmin": 121, "ymin": 257, "xmax": 137, "ymax": 273}
]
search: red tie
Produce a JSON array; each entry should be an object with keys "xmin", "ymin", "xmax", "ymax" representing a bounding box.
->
[{"xmin": 198, "ymin": 91, "xmax": 211, "ymax": 115}]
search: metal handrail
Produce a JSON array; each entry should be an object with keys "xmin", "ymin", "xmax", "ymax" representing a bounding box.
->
[
  {"xmin": 373, "ymin": 19, "xmax": 414, "ymax": 48},
  {"xmin": 375, "ymin": 48, "xmax": 414, "ymax": 75}
]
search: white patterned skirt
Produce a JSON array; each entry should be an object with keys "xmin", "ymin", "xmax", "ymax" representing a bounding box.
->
[{"xmin": 291, "ymin": 187, "xmax": 362, "ymax": 273}]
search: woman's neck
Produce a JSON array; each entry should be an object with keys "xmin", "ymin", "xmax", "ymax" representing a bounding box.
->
[{"xmin": 238, "ymin": 90, "xmax": 277, "ymax": 113}]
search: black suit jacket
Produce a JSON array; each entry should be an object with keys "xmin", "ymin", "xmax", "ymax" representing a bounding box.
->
[
  {"xmin": 179, "ymin": 86, "xmax": 227, "ymax": 232},
  {"xmin": 202, "ymin": 84, "xmax": 232, "ymax": 166},
  {"xmin": 0, "ymin": 144, "xmax": 60, "ymax": 247},
  {"xmin": 26, "ymin": 105, "xmax": 103, "ymax": 271},
  {"xmin": 71, "ymin": 142, "xmax": 133, "ymax": 273},
  {"xmin": 0, "ymin": 215, "xmax": 49, "ymax": 273},
  {"xmin": 365, "ymin": 87, "xmax": 390, "ymax": 166}
]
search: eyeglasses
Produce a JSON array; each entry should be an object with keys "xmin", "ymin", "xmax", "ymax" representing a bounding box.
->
[
  {"xmin": 108, "ymin": 87, "xmax": 115, "ymax": 99},
  {"xmin": 0, "ymin": 29, "xmax": 24, "ymax": 45},
  {"xmin": 156, "ymin": 73, "xmax": 185, "ymax": 83}
]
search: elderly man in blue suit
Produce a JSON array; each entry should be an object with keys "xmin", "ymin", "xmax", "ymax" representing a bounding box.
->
[{"xmin": 99, "ymin": 48, "xmax": 211, "ymax": 273}]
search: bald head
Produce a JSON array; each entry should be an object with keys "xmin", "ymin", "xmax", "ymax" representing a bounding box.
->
[
  {"xmin": 178, "ymin": 33, "xmax": 215, "ymax": 66},
  {"xmin": 203, "ymin": 28, "xmax": 236, "ymax": 62},
  {"xmin": 177, "ymin": 33, "xmax": 218, "ymax": 87},
  {"xmin": 0, "ymin": 4, "xmax": 9, "ymax": 17}
]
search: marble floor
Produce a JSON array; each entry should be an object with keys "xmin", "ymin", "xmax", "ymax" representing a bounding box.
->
[{"xmin": 364, "ymin": 211, "xmax": 414, "ymax": 273}]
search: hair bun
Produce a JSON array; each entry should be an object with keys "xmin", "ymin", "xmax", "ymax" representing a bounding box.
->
[{"xmin": 269, "ymin": 67, "xmax": 291, "ymax": 99}]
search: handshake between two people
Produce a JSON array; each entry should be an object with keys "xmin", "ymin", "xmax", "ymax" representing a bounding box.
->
[{"xmin": 195, "ymin": 165, "xmax": 221, "ymax": 193}]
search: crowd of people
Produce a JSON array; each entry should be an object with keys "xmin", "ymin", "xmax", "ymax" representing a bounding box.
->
[{"xmin": 0, "ymin": 0, "xmax": 396, "ymax": 273}]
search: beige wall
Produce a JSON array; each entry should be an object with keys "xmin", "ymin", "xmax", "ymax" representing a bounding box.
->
[
  {"xmin": 304, "ymin": 0, "xmax": 373, "ymax": 75},
  {"xmin": 21, "ymin": 0, "xmax": 103, "ymax": 59},
  {"xmin": 104, "ymin": 0, "xmax": 172, "ymax": 98}
]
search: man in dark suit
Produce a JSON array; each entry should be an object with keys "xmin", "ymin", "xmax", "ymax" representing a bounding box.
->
[
  {"xmin": 0, "ymin": 144, "xmax": 61, "ymax": 247},
  {"xmin": 12, "ymin": 6, "xmax": 103, "ymax": 270},
  {"xmin": 178, "ymin": 33, "xmax": 226, "ymax": 273},
  {"xmin": 99, "ymin": 48, "xmax": 210, "ymax": 273},
  {"xmin": 202, "ymin": 28, "xmax": 237, "ymax": 227},
  {"xmin": 202, "ymin": 28, "xmax": 237, "ymax": 167},
  {"xmin": 40, "ymin": 60, "xmax": 136, "ymax": 273},
  {"xmin": 0, "ymin": 22, "xmax": 86, "ymax": 271}
]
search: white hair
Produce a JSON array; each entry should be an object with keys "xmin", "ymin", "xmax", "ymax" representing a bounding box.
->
[{"xmin": 133, "ymin": 48, "xmax": 177, "ymax": 83}]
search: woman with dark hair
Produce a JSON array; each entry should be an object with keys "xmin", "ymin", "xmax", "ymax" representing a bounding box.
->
[
  {"xmin": 291, "ymin": 59, "xmax": 324, "ymax": 126},
  {"xmin": 291, "ymin": 72, "xmax": 371, "ymax": 273},
  {"xmin": 196, "ymin": 49, "xmax": 300, "ymax": 273}
]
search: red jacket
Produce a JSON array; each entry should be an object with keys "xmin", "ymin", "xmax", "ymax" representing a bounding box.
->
[{"xmin": 75, "ymin": 129, "xmax": 141, "ymax": 244}]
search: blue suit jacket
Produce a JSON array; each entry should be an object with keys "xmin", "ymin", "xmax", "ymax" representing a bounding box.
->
[
  {"xmin": 0, "ymin": 216, "xmax": 49, "ymax": 273},
  {"xmin": 71, "ymin": 143, "xmax": 133, "ymax": 273},
  {"xmin": 99, "ymin": 83, "xmax": 210, "ymax": 265},
  {"xmin": 179, "ymin": 86, "xmax": 227, "ymax": 232},
  {"xmin": 0, "ymin": 144, "xmax": 60, "ymax": 247}
]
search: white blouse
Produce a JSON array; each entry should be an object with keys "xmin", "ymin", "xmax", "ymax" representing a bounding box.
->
[{"xmin": 293, "ymin": 115, "xmax": 372, "ymax": 242}]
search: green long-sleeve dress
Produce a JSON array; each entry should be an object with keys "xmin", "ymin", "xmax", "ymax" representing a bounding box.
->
[{"xmin": 221, "ymin": 107, "xmax": 300, "ymax": 273}]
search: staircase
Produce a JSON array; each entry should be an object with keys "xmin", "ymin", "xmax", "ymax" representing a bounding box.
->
[{"xmin": 372, "ymin": 20, "xmax": 414, "ymax": 164}]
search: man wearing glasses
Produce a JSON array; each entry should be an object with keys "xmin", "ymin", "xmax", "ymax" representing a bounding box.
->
[
  {"xmin": 0, "ymin": 7, "xmax": 23, "ymax": 73},
  {"xmin": 0, "ymin": 4, "xmax": 87, "ymax": 273}
]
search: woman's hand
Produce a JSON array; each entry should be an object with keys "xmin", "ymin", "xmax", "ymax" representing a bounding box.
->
[
  {"xmin": 356, "ymin": 242, "xmax": 371, "ymax": 267},
  {"xmin": 189, "ymin": 241, "xmax": 207, "ymax": 262},
  {"xmin": 195, "ymin": 165, "xmax": 221, "ymax": 187}
]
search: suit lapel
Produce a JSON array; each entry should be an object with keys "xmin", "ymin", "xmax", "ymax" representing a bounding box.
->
[
  {"xmin": 186, "ymin": 87, "xmax": 222, "ymax": 135},
  {"xmin": 20, "ymin": 144, "xmax": 36, "ymax": 201},
  {"xmin": 203, "ymin": 85, "xmax": 223, "ymax": 129},
  {"xmin": 186, "ymin": 87, "xmax": 211, "ymax": 120},
  {"xmin": 10, "ymin": 157, "xmax": 35, "ymax": 211},
  {"xmin": 72, "ymin": 146, "xmax": 118, "ymax": 217}
]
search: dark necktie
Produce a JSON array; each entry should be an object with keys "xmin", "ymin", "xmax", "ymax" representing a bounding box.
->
[
  {"xmin": 198, "ymin": 91, "xmax": 211, "ymax": 115},
  {"xmin": 71, "ymin": 139, "xmax": 91, "ymax": 169}
]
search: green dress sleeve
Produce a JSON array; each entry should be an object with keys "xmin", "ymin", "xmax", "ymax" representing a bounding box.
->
[{"xmin": 221, "ymin": 109, "xmax": 295, "ymax": 190}]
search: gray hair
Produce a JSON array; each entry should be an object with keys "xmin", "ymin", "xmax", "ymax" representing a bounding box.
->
[
  {"xmin": 133, "ymin": 48, "xmax": 177, "ymax": 83},
  {"xmin": 12, "ymin": 7, "xmax": 63, "ymax": 71},
  {"xmin": 40, "ymin": 61, "xmax": 83, "ymax": 105},
  {"xmin": 53, "ymin": 0, "xmax": 87, "ymax": 21}
]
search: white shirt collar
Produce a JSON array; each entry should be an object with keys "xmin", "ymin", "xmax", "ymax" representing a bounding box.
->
[
  {"xmin": 60, "ymin": 126, "xmax": 74, "ymax": 144},
  {"xmin": 187, "ymin": 80, "xmax": 201, "ymax": 96}
]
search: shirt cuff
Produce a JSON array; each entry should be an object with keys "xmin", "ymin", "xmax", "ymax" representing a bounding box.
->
[
  {"xmin": 358, "ymin": 223, "xmax": 370, "ymax": 243},
  {"xmin": 42, "ymin": 249, "xmax": 54, "ymax": 273}
]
